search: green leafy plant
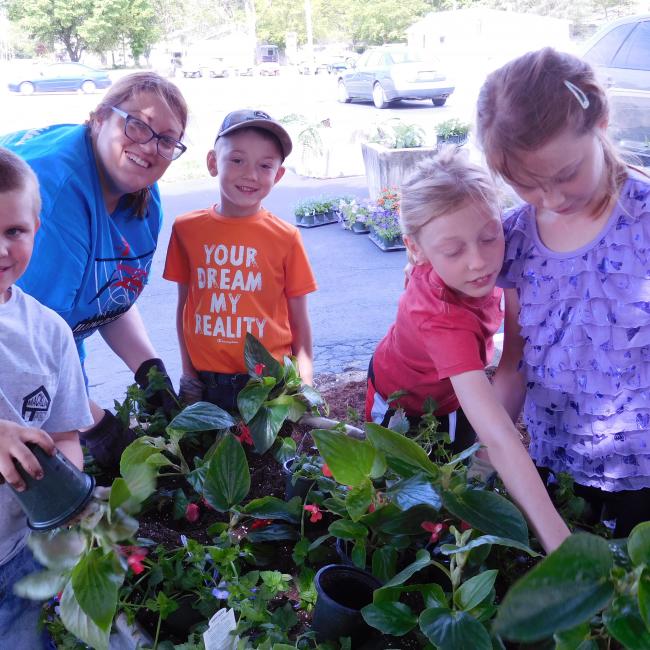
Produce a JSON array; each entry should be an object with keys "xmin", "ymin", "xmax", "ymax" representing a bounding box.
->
[
  {"xmin": 367, "ymin": 119, "xmax": 425, "ymax": 149},
  {"xmin": 304, "ymin": 423, "xmax": 539, "ymax": 646},
  {"xmin": 15, "ymin": 481, "xmax": 149, "ymax": 650},
  {"xmin": 279, "ymin": 113, "xmax": 326, "ymax": 164},
  {"xmin": 435, "ymin": 118, "xmax": 470, "ymax": 142},
  {"xmin": 237, "ymin": 333, "xmax": 324, "ymax": 454},
  {"xmin": 294, "ymin": 198, "xmax": 318, "ymax": 219},
  {"xmin": 495, "ymin": 525, "xmax": 650, "ymax": 648}
]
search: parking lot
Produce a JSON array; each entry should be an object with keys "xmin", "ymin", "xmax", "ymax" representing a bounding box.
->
[{"xmin": 0, "ymin": 63, "xmax": 486, "ymax": 175}]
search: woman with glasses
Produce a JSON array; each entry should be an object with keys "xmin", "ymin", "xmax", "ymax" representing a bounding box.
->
[{"xmin": 0, "ymin": 72, "xmax": 188, "ymax": 469}]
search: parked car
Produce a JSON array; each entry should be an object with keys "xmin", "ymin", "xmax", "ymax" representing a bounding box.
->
[
  {"xmin": 581, "ymin": 14, "xmax": 650, "ymax": 91},
  {"xmin": 182, "ymin": 56, "xmax": 232, "ymax": 78},
  {"xmin": 7, "ymin": 62, "xmax": 112, "ymax": 94},
  {"xmin": 581, "ymin": 14, "xmax": 650, "ymax": 168},
  {"xmin": 336, "ymin": 45, "xmax": 454, "ymax": 109}
]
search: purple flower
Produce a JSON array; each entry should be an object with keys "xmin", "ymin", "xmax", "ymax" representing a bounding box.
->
[{"xmin": 212, "ymin": 581, "xmax": 230, "ymax": 599}]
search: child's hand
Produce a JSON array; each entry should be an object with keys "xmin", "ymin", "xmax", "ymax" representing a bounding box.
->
[{"xmin": 0, "ymin": 420, "xmax": 56, "ymax": 491}]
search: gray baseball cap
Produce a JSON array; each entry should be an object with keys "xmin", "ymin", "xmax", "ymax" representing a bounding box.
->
[{"xmin": 216, "ymin": 109, "xmax": 292, "ymax": 159}]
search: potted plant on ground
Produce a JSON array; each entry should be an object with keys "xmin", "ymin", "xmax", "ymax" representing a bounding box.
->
[
  {"xmin": 361, "ymin": 119, "xmax": 436, "ymax": 201},
  {"xmin": 294, "ymin": 198, "xmax": 317, "ymax": 226},
  {"xmin": 294, "ymin": 197, "xmax": 340, "ymax": 228},
  {"xmin": 435, "ymin": 118, "xmax": 471, "ymax": 146},
  {"xmin": 366, "ymin": 187, "xmax": 405, "ymax": 251},
  {"xmin": 338, "ymin": 197, "xmax": 372, "ymax": 233}
]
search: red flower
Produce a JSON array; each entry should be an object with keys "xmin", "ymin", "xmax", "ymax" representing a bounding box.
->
[
  {"xmin": 120, "ymin": 546, "xmax": 148, "ymax": 575},
  {"xmin": 321, "ymin": 463, "xmax": 333, "ymax": 478},
  {"xmin": 254, "ymin": 363, "xmax": 266, "ymax": 375},
  {"xmin": 185, "ymin": 503, "xmax": 200, "ymax": 523},
  {"xmin": 251, "ymin": 518, "xmax": 274, "ymax": 529},
  {"xmin": 304, "ymin": 504, "xmax": 323, "ymax": 523},
  {"xmin": 421, "ymin": 521, "xmax": 447, "ymax": 544},
  {"xmin": 236, "ymin": 423, "xmax": 253, "ymax": 446},
  {"xmin": 460, "ymin": 520, "xmax": 472, "ymax": 532},
  {"xmin": 368, "ymin": 503, "xmax": 376, "ymax": 513}
]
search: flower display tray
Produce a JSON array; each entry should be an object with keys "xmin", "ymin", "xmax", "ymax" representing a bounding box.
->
[
  {"xmin": 295, "ymin": 211, "xmax": 339, "ymax": 228},
  {"xmin": 351, "ymin": 222, "xmax": 370, "ymax": 234},
  {"xmin": 368, "ymin": 230, "xmax": 405, "ymax": 251}
]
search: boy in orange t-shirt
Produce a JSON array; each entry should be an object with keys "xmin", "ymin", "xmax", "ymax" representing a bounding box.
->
[{"xmin": 164, "ymin": 110, "xmax": 317, "ymax": 410}]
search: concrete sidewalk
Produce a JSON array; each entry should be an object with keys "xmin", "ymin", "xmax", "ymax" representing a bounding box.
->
[{"xmin": 84, "ymin": 171, "xmax": 407, "ymax": 407}]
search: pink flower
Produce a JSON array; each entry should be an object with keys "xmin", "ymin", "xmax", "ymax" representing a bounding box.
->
[
  {"xmin": 368, "ymin": 503, "xmax": 376, "ymax": 513},
  {"xmin": 127, "ymin": 554, "xmax": 147, "ymax": 575},
  {"xmin": 421, "ymin": 521, "xmax": 447, "ymax": 544},
  {"xmin": 120, "ymin": 546, "xmax": 148, "ymax": 575},
  {"xmin": 304, "ymin": 504, "xmax": 323, "ymax": 523},
  {"xmin": 185, "ymin": 503, "xmax": 200, "ymax": 523},
  {"xmin": 254, "ymin": 363, "xmax": 266, "ymax": 375},
  {"xmin": 321, "ymin": 463, "xmax": 333, "ymax": 478},
  {"xmin": 236, "ymin": 423, "xmax": 254, "ymax": 446}
]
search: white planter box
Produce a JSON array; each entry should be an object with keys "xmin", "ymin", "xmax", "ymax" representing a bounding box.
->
[{"xmin": 361, "ymin": 142, "xmax": 437, "ymax": 201}]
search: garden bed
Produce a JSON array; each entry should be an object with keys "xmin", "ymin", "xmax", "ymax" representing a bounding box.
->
[{"xmin": 32, "ymin": 339, "xmax": 648, "ymax": 650}]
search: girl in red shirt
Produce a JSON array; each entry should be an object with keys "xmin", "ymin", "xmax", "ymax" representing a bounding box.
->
[{"xmin": 367, "ymin": 146, "xmax": 570, "ymax": 553}]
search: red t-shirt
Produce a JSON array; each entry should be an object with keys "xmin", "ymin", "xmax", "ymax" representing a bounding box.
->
[
  {"xmin": 164, "ymin": 206, "xmax": 317, "ymax": 373},
  {"xmin": 372, "ymin": 264, "xmax": 503, "ymax": 416}
]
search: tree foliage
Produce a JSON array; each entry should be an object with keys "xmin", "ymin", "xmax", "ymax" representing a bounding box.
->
[
  {"xmin": 5, "ymin": 0, "xmax": 637, "ymax": 62},
  {"xmin": 6, "ymin": 0, "xmax": 162, "ymax": 62},
  {"xmin": 7, "ymin": 0, "xmax": 95, "ymax": 61},
  {"xmin": 254, "ymin": 0, "xmax": 436, "ymax": 48}
]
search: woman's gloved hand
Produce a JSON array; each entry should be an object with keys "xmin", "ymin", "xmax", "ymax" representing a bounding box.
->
[
  {"xmin": 81, "ymin": 410, "xmax": 136, "ymax": 471},
  {"xmin": 134, "ymin": 358, "xmax": 178, "ymax": 418}
]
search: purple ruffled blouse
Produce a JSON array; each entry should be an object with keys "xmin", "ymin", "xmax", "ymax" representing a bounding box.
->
[{"xmin": 499, "ymin": 174, "xmax": 650, "ymax": 491}]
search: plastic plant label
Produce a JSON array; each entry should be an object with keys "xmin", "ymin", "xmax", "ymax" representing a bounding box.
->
[{"xmin": 203, "ymin": 607, "xmax": 238, "ymax": 650}]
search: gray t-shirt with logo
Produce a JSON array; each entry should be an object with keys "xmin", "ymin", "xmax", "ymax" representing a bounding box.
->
[{"xmin": 0, "ymin": 286, "xmax": 93, "ymax": 565}]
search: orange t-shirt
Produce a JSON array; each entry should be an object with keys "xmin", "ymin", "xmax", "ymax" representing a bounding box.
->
[{"xmin": 163, "ymin": 206, "xmax": 317, "ymax": 373}]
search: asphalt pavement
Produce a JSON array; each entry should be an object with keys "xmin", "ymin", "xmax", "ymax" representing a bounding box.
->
[{"xmin": 84, "ymin": 170, "xmax": 407, "ymax": 407}]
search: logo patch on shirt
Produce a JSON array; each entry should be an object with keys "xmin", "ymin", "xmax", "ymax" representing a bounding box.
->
[{"xmin": 22, "ymin": 386, "xmax": 51, "ymax": 422}]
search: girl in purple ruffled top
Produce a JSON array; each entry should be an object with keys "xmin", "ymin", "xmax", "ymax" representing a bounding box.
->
[{"xmin": 477, "ymin": 48, "xmax": 650, "ymax": 538}]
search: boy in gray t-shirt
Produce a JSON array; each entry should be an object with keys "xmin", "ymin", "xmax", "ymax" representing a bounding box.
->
[{"xmin": 0, "ymin": 148, "xmax": 93, "ymax": 648}]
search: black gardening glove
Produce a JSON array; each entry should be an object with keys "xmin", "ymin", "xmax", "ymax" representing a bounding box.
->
[
  {"xmin": 134, "ymin": 358, "xmax": 179, "ymax": 418},
  {"xmin": 81, "ymin": 410, "xmax": 137, "ymax": 472}
]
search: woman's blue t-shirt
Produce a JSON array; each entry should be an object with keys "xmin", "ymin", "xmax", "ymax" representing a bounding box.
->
[{"xmin": 0, "ymin": 124, "xmax": 163, "ymax": 362}]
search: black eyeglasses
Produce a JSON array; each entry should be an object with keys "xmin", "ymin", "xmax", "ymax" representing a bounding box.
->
[{"xmin": 111, "ymin": 107, "xmax": 186, "ymax": 161}]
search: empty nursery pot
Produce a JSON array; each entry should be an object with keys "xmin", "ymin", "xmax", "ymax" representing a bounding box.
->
[
  {"xmin": 282, "ymin": 457, "xmax": 315, "ymax": 501},
  {"xmin": 312, "ymin": 563, "xmax": 382, "ymax": 645},
  {"xmin": 10, "ymin": 443, "xmax": 95, "ymax": 531}
]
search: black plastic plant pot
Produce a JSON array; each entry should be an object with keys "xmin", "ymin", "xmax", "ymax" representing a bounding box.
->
[
  {"xmin": 10, "ymin": 443, "xmax": 95, "ymax": 531},
  {"xmin": 282, "ymin": 457, "xmax": 315, "ymax": 501},
  {"xmin": 311, "ymin": 563, "xmax": 382, "ymax": 645}
]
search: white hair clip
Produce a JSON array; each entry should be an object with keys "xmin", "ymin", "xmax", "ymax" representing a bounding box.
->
[{"xmin": 564, "ymin": 80, "xmax": 590, "ymax": 109}]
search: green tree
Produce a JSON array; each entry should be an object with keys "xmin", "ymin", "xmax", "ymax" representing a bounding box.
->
[
  {"xmin": 348, "ymin": 0, "xmax": 431, "ymax": 45},
  {"xmin": 6, "ymin": 0, "xmax": 161, "ymax": 63},
  {"xmin": 254, "ymin": 0, "xmax": 439, "ymax": 48},
  {"xmin": 6, "ymin": 0, "xmax": 95, "ymax": 61}
]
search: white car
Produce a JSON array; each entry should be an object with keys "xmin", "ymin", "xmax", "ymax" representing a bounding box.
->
[
  {"xmin": 337, "ymin": 45, "xmax": 454, "ymax": 109},
  {"xmin": 182, "ymin": 57, "xmax": 232, "ymax": 78}
]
